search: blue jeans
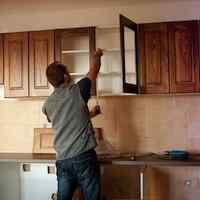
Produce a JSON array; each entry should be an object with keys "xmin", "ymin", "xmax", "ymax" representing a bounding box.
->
[{"xmin": 56, "ymin": 149, "xmax": 100, "ymax": 200}]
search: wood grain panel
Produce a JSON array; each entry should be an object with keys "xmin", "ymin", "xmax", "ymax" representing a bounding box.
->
[
  {"xmin": 168, "ymin": 21, "xmax": 199, "ymax": 93},
  {"xmin": 145, "ymin": 167, "xmax": 200, "ymax": 200},
  {"xmin": 139, "ymin": 23, "xmax": 169, "ymax": 93},
  {"xmin": 4, "ymin": 32, "xmax": 29, "ymax": 97},
  {"xmin": 0, "ymin": 35, "xmax": 3, "ymax": 84},
  {"xmin": 29, "ymin": 31, "xmax": 54, "ymax": 96},
  {"xmin": 33, "ymin": 128, "xmax": 55, "ymax": 154},
  {"xmin": 199, "ymin": 20, "xmax": 200, "ymax": 92},
  {"xmin": 101, "ymin": 165, "xmax": 140, "ymax": 199}
]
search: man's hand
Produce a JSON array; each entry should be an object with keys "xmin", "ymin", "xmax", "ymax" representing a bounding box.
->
[
  {"xmin": 90, "ymin": 105, "xmax": 101, "ymax": 118},
  {"xmin": 87, "ymin": 48, "xmax": 103, "ymax": 81},
  {"xmin": 95, "ymin": 48, "xmax": 103, "ymax": 57}
]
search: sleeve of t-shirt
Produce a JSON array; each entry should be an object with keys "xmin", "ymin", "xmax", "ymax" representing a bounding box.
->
[
  {"xmin": 77, "ymin": 77, "xmax": 91, "ymax": 103},
  {"xmin": 42, "ymin": 103, "xmax": 46, "ymax": 115},
  {"xmin": 42, "ymin": 102, "xmax": 51, "ymax": 122}
]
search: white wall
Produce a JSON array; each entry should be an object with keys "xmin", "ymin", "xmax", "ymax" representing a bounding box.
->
[{"xmin": 0, "ymin": 1, "xmax": 199, "ymax": 33}]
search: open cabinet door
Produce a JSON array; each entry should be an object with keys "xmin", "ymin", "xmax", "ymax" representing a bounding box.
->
[{"xmin": 120, "ymin": 14, "xmax": 139, "ymax": 93}]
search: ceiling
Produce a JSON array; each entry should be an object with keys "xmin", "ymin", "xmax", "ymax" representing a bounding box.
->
[{"xmin": 0, "ymin": 0, "xmax": 197, "ymax": 12}]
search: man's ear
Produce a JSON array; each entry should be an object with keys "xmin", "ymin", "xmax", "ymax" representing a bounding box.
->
[{"xmin": 64, "ymin": 73, "xmax": 71, "ymax": 84}]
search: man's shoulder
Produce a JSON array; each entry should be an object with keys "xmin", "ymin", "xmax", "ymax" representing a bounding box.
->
[{"xmin": 42, "ymin": 92, "xmax": 56, "ymax": 107}]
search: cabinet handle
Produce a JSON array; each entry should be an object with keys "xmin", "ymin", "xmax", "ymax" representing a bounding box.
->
[
  {"xmin": 47, "ymin": 166, "xmax": 56, "ymax": 174},
  {"xmin": 22, "ymin": 164, "xmax": 31, "ymax": 172},
  {"xmin": 50, "ymin": 193, "xmax": 57, "ymax": 200}
]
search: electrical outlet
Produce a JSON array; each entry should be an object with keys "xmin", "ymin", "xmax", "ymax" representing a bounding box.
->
[
  {"xmin": 183, "ymin": 178, "xmax": 198, "ymax": 190},
  {"xmin": 184, "ymin": 179, "xmax": 192, "ymax": 188}
]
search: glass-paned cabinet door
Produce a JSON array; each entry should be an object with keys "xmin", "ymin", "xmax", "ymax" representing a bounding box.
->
[{"xmin": 120, "ymin": 15, "xmax": 139, "ymax": 93}]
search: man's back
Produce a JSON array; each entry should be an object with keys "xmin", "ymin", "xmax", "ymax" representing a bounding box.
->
[{"xmin": 43, "ymin": 79, "xmax": 97, "ymax": 160}]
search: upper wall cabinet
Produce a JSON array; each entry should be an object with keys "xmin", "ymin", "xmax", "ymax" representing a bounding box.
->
[
  {"xmin": 4, "ymin": 32, "xmax": 29, "ymax": 97},
  {"xmin": 139, "ymin": 20, "xmax": 199, "ymax": 94},
  {"xmin": 55, "ymin": 27, "xmax": 96, "ymax": 95},
  {"xmin": 168, "ymin": 21, "xmax": 199, "ymax": 93},
  {"xmin": 0, "ymin": 35, "xmax": 3, "ymax": 85},
  {"xmin": 29, "ymin": 31, "xmax": 54, "ymax": 96},
  {"xmin": 139, "ymin": 23, "xmax": 169, "ymax": 94},
  {"xmin": 4, "ymin": 31, "xmax": 54, "ymax": 98}
]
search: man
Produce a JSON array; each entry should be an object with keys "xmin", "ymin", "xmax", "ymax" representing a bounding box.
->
[{"xmin": 42, "ymin": 49, "xmax": 103, "ymax": 200}]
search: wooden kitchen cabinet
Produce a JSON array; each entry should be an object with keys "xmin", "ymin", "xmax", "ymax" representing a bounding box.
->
[
  {"xmin": 4, "ymin": 32, "xmax": 29, "ymax": 97},
  {"xmin": 29, "ymin": 31, "xmax": 54, "ymax": 96},
  {"xmin": 0, "ymin": 34, "xmax": 3, "ymax": 85},
  {"xmin": 4, "ymin": 31, "xmax": 54, "ymax": 97},
  {"xmin": 96, "ymin": 15, "xmax": 139, "ymax": 95},
  {"xmin": 168, "ymin": 21, "xmax": 199, "ymax": 93},
  {"xmin": 55, "ymin": 27, "xmax": 96, "ymax": 95},
  {"xmin": 139, "ymin": 21, "xmax": 199, "ymax": 94},
  {"xmin": 139, "ymin": 23, "xmax": 169, "ymax": 94}
]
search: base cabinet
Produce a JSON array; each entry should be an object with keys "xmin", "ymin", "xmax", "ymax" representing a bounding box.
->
[
  {"xmin": 20, "ymin": 163, "xmax": 57, "ymax": 200},
  {"xmin": 0, "ymin": 163, "xmax": 21, "ymax": 200}
]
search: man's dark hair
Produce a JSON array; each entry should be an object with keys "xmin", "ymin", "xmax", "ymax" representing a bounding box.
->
[{"xmin": 46, "ymin": 62, "xmax": 68, "ymax": 88}]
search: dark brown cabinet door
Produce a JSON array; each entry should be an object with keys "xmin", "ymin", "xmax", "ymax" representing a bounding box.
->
[
  {"xmin": 4, "ymin": 32, "xmax": 29, "ymax": 97},
  {"xmin": 139, "ymin": 23, "xmax": 169, "ymax": 93},
  {"xmin": 168, "ymin": 21, "xmax": 199, "ymax": 93},
  {"xmin": 0, "ymin": 35, "xmax": 3, "ymax": 84},
  {"xmin": 29, "ymin": 31, "xmax": 54, "ymax": 96}
]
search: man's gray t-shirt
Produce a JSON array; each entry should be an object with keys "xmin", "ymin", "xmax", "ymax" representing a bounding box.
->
[{"xmin": 42, "ymin": 78, "xmax": 97, "ymax": 160}]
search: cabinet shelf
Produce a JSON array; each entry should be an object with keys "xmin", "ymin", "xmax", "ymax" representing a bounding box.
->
[
  {"xmin": 104, "ymin": 48, "xmax": 135, "ymax": 53},
  {"xmin": 99, "ymin": 72, "xmax": 121, "ymax": 76},
  {"xmin": 62, "ymin": 50, "xmax": 89, "ymax": 54},
  {"xmin": 70, "ymin": 73, "xmax": 85, "ymax": 76},
  {"xmin": 61, "ymin": 49, "xmax": 134, "ymax": 54},
  {"xmin": 69, "ymin": 72, "xmax": 135, "ymax": 77}
]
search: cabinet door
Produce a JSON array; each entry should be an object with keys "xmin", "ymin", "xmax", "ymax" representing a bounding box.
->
[
  {"xmin": 4, "ymin": 32, "xmax": 29, "ymax": 97},
  {"xmin": 120, "ymin": 15, "xmax": 139, "ymax": 93},
  {"xmin": 33, "ymin": 128, "xmax": 55, "ymax": 154},
  {"xmin": 139, "ymin": 23, "xmax": 169, "ymax": 94},
  {"xmin": 29, "ymin": 31, "xmax": 54, "ymax": 96},
  {"xmin": 55, "ymin": 27, "xmax": 96, "ymax": 95},
  {"xmin": 0, "ymin": 35, "xmax": 3, "ymax": 85},
  {"xmin": 168, "ymin": 21, "xmax": 199, "ymax": 93}
]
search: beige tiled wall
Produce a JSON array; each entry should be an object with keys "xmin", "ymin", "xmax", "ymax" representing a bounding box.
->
[
  {"xmin": 0, "ymin": 100, "xmax": 48, "ymax": 152},
  {"xmin": 1, "ymin": 95, "xmax": 200, "ymax": 199},
  {"xmin": 92, "ymin": 95, "xmax": 200, "ymax": 154},
  {"xmin": 0, "ymin": 95, "xmax": 200, "ymax": 153}
]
